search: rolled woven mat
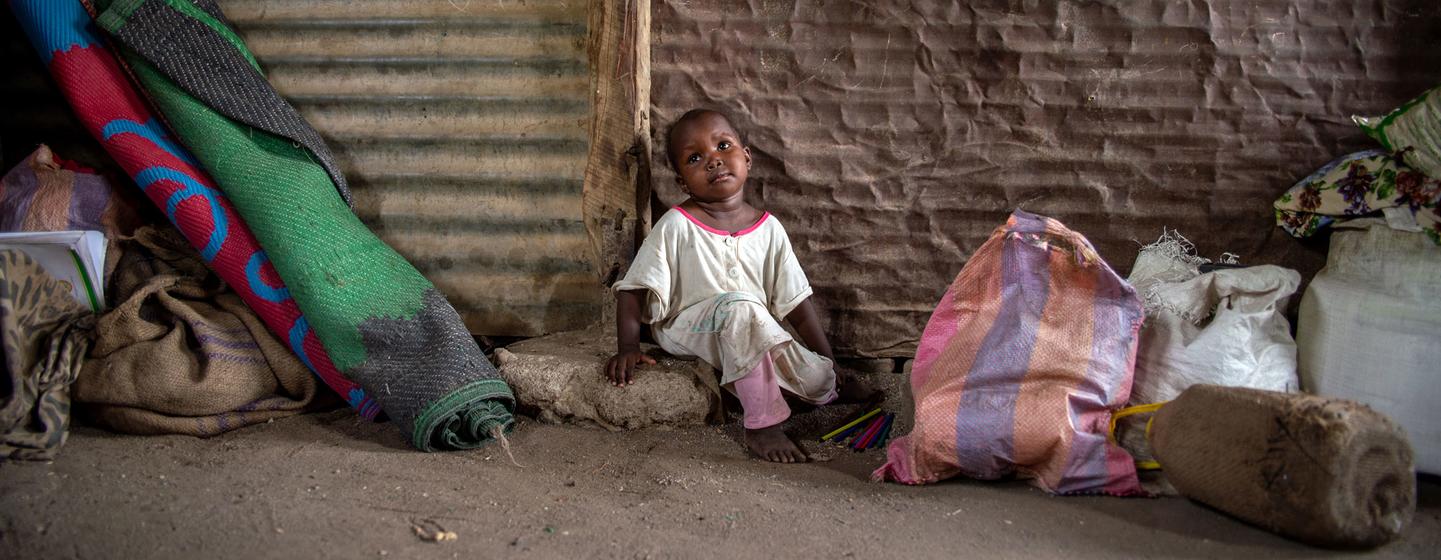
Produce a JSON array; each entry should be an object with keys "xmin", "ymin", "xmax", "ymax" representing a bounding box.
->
[
  {"xmin": 90, "ymin": 0, "xmax": 515, "ymax": 450},
  {"xmin": 1149, "ymin": 384, "xmax": 1415, "ymax": 548},
  {"xmin": 94, "ymin": 0, "xmax": 353, "ymax": 206},
  {"xmin": 9, "ymin": 0, "xmax": 381, "ymax": 420}
]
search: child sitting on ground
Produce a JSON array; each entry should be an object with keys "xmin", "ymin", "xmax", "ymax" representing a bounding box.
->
[{"xmin": 606, "ymin": 109, "xmax": 879, "ymax": 463}]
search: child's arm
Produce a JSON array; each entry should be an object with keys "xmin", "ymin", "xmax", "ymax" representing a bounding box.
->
[
  {"xmin": 787, "ymin": 297, "xmax": 883, "ymax": 403},
  {"xmin": 606, "ymin": 289, "xmax": 655, "ymax": 386},
  {"xmin": 784, "ymin": 297, "xmax": 834, "ymax": 361}
]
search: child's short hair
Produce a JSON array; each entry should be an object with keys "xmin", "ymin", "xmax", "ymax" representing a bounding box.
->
[{"xmin": 665, "ymin": 109, "xmax": 743, "ymax": 170}]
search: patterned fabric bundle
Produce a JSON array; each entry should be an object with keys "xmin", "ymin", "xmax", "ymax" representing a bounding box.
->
[
  {"xmin": 92, "ymin": 0, "xmax": 515, "ymax": 450},
  {"xmin": 0, "ymin": 250, "xmax": 94, "ymax": 460},
  {"xmin": 874, "ymin": 211, "xmax": 1146, "ymax": 495},
  {"xmin": 9, "ymin": 0, "xmax": 380, "ymax": 420}
]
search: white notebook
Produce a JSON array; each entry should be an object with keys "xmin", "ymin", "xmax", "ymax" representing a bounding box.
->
[{"xmin": 0, "ymin": 230, "xmax": 106, "ymax": 312}]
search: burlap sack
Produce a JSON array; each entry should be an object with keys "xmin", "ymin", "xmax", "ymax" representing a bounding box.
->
[
  {"xmin": 72, "ymin": 226, "xmax": 320, "ymax": 436},
  {"xmin": 1149, "ymin": 384, "xmax": 1415, "ymax": 548}
]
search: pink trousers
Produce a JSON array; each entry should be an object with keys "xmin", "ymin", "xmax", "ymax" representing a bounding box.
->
[{"xmin": 731, "ymin": 351, "xmax": 836, "ymax": 429}]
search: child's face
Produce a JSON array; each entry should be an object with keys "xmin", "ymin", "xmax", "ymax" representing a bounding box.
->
[{"xmin": 669, "ymin": 113, "xmax": 751, "ymax": 203}]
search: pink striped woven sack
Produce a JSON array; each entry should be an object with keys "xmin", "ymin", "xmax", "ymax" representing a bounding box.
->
[{"xmin": 874, "ymin": 211, "xmax": 1146, "ymax": 495}]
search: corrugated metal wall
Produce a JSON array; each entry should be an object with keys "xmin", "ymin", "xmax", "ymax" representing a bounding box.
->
[
  {"xmin": 219, "ymin": 0, "xmax": 600, "ymax": 336},
  {"xmin": 650, "ymin": 0, "xmax": 1441, "ymax": 358}
]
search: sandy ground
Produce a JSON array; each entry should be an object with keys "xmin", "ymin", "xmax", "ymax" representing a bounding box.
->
[{"xmin": 2, "ymin": 391, "xmax": 1437, "ymax": 560}]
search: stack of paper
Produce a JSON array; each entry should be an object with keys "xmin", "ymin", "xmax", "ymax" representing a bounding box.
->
[{"xmin": 0, "ymin": 230, "xmax": 106, "ymax": 312}]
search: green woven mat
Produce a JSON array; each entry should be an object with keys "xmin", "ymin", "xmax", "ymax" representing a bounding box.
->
[{"xmin": 108, "ymin": 29, "xmax": 513, "ymax": 450}]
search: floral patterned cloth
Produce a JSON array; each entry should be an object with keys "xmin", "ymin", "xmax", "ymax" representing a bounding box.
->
[{"xmin": 1274, "ymin": 150, "xmax": 1441, "ymax": 245}]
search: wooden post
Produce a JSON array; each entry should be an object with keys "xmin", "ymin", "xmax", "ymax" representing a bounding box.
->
[{"xmin": 583, "ymin": 0, "xmax": 651, "ymax": 329}]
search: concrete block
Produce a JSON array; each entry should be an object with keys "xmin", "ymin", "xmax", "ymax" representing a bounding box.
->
[{"xmin": 497, "ymin": 327, "xmax": 716, "ymax": 430}]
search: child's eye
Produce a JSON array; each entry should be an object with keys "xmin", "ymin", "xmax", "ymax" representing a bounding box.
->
[
  {"xmin": 718, "ymin": 141, "xmax": 731, "ymax": 150},
  {"xmin": 687, "ymin": 154, "xmax": 701, "ymax": 164}
]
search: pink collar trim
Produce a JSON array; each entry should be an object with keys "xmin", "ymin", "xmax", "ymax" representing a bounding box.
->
[{"xmin": 674, "ymin": 207, "xmax": 770, "ymax": 237}]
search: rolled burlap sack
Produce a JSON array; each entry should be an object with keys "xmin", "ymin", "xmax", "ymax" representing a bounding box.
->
[{"xmin": 1149, "ymin": 384, "xmax": 1415, "ymax": 548}]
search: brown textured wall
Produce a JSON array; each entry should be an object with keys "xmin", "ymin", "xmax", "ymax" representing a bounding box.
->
[{"xmin": 650, "ymin": 0, "xmax": 1441, "ymax": 358}]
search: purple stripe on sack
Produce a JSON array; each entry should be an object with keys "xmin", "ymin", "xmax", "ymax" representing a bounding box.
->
[
  {"xmin": 196, "ymin": 333, "xmax": 260, "ymax": 350},
  {"xmin": 1087, "ymin": 276, "xmax": 1141, "ymax": 407},
  {"xmin": 0, "ymin": 169, "xmax": 40, "ymax": 231},
  {"xmin": 66, "ymin": 174, "xmax": 111, "ymax": 230},
  {"xmin": 951, "ymin": 233, "xmax": 1051, "ymax": 478},
  {"xmin": 1053, "ymin": 427, "xmax": 1109, "ymax": 493},
  {"xmin": 1056, "ymin": 266, "xmax": 1144, "ymax": 493},
  {"xmin": 204, "ymin": 351, "xmax": 268, "ymax": 366},
  {"xmin": 1054, "ymin": 389, "xmax": 1113, "ymax": 492},
  {"xmin": 193, "ymin": 321, "xmax": 253, "ymax": 335},
  {"xmin": 236, "ymin": 397, "xmax": 285, "ymax": 413}
]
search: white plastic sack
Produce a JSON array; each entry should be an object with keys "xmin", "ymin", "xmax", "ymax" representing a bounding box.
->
[
  {"xmin": 1127, "ymin": 233, "xmax": 1302, "ymax": 407},
  {"xmin": 1298, "ymin": 219, "xmax": 1441, "ymax": 474},
  {"xmin": 1117, "ymin": 233, "xmax": 1301, "ymax": 465}
]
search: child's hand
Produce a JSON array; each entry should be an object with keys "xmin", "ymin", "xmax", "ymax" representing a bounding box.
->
[{"xmin": 606, "ymin": 350, "xmax": 656, "ymax": 386}]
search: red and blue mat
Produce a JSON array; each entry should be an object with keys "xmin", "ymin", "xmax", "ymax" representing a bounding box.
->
[{"xmin": 10, "ymin": 0, "xmax": 379, "ymax": 419}]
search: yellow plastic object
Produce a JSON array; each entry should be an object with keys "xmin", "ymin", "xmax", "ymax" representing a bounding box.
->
[
  {"xmin": 1109, "ymin": 401, "xmax": 1168, "ymax": 470},
  {"xmin": 819, "ymin": 407, "xmax": 883, "ymax": 442}
]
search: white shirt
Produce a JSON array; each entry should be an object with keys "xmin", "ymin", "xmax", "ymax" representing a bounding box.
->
[{"xmin": 614, "ymin": 207, "xmax": 813, "ymax": 328}]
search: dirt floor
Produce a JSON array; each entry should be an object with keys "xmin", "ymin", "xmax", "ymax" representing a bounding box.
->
[{"xmin": 3, "ymin": 385, "xmax": 1439, "ymax": 559}]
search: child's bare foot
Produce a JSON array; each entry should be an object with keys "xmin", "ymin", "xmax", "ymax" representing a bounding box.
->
[
  {"xmin": 745, "ymin": 425, "xmax": 809, "ymax": 463},
  {"xmin": 834, "ymin": 374, "xmax": 883, "ymax": 405}
]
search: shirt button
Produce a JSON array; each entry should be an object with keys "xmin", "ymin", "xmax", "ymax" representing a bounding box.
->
[{"xmin": 729, "ymin": 267, "xmax": 740, "ymax": 278}]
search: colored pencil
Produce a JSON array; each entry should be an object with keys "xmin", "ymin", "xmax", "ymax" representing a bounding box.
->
[
  {"xmin": 868, "ymin": 413, "xmax": 896, "ymax": 450},
  {"xmin": 828, "ymin": 420, "xmax": 866, "ymax": 443},
  {"xmin": 862, "ymin": 413, "xmax": 894, "ymax": 450},
  {"xmin": 820, "ymin": 404, "xmax": 881, "ymax": 439},
  {"xmin": 870, "ymin": 411, "xmax": 893, "ymax": 446},
  {"xmin": 848, "ymin": 420, "xmax": 872, "ymax": 451},
  {"xmin": 852, "ymin": 415, "xmax": 886, "ymax": 451},
  {"xmin": 819, "ymin": 407, "xmax": 882, "ymax": 442}
]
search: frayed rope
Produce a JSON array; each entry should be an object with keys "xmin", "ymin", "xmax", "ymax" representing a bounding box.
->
[{"xmin": 491, "ymin": 425, "xmax": 524, "ymax": 468}]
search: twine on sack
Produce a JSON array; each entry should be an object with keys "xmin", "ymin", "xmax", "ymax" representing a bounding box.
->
[{"xmin": 1132, "ymin": 230, "xmax": 1228, "ymax": 325}]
